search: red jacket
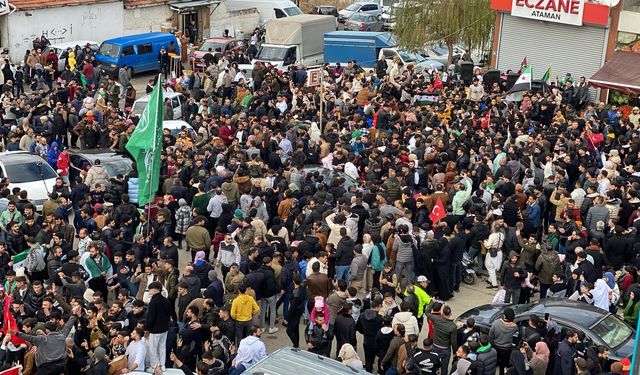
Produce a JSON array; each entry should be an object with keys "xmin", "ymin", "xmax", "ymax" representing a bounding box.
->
[
  {"xmin": 219, "ymin": 124, "xmax": 234, "ymax": 145},
  {"xmin": 56, "ymin": 152, "xmax": 69, "ymax": 176}
]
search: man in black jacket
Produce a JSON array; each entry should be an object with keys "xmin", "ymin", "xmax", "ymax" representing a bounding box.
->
[
  {"xmin": 356, "ymin": 298, "xmax": 384, "ymax": 372},
  {"xmin": 259, "ymin": 257, "xmax": 279, "ymax": 334},
  {"xmin": 449, "ymin": 223, "xmax": 466, "ymax": 292},
  {"xmin": 145, "ymin": 281, "xmax": 172, "ymax": 374},
  {"xmin": 286, "ymin": 274, "xmax": 306, "ymax": 348},
  {"xmin": 334, "ymin": 303, "xmax": 356, "ymax": 358}
]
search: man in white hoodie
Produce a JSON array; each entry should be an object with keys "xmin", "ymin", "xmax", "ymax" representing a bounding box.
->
[
  {"xmin": 229, "ymin": 325, "xmax": 267, "ymax": 375},
  {"xmin": 392, "ymin": 301, "xmax": 419, "ymax": 337}
]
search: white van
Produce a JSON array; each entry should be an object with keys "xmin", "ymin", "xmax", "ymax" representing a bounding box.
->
[
  {"xmin": 226, "ymin": 0, "xmax": 303, "ymax": 24},
  {"xmin": 42, "ymin": 41, "xmax": 99, "ymax": 72}
]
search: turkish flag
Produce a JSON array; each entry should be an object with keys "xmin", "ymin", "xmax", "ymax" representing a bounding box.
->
[
  {"xmin": 0, "ymin": 367, "xmax": 20, "ymax": 375},
  {"xmin": 480, "ymin": 111, "xmax": 490, "ymax": 129},
  {"xmin": 1, "ymin": 294, "xmax": 26, "ymax": 346},
  {"xmin": 429, "ymin": 197, "xmax": 446, "ymax": 224}
]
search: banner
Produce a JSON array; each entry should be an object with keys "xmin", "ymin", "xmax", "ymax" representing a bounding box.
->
[{"xmin": 511, "ymin": 0, "xmax": 584, "ymax": 26}]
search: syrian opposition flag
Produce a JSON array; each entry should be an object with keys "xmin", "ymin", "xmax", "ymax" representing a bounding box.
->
[
  {"xmin": 0, "ymin": 367, "xmax": 20, "ymax": 375},
  {"xmin": 11, "ymin": 247, "xmax": 46, "ymax": 272},
  {"xmin": 429, "ymin": 197, "xmax": 446, "ymax": 224},
  {"xmin": 507, "ymin": 66, "xmax": 532, "ymax": 94}
]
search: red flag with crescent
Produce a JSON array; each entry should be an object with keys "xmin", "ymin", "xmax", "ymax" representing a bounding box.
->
[{"xmin": 429, "ymin": 197, "xmax": 446, "ymax": 224}]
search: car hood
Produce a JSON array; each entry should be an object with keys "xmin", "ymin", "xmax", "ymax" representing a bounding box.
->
[
  {"xmin": 10, "ymin": 178, "xmax": 57, "ymax": 210},
  {"xmin": 192, "ymin": 50, "xmax": 207, "ymax": 59},
  {"xmin": 456, "ymin": 304, "xmax": 510, "ymax": 326},
  {"xmin": 96, "ymin": 54, "xmax": 117, "ymax": 66}
]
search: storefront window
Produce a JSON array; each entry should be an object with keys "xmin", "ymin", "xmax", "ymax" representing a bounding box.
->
[{"xmin": 624, "ymin": 0, "xmax": 640, "ymax": 12}]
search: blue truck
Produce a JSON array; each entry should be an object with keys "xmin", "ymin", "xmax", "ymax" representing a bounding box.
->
[
  {"xmin": 324, "ymin": 31, "xmax": 444, "ymax": 71},
  {"xmin": 323, "ymin": 31, "xmax": 396, "ymax": 68}
]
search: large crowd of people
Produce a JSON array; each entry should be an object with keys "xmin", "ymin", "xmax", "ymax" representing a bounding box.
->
[{"xmin": 0, "ymin": 27, "xmax": 638, "ymax": 375}]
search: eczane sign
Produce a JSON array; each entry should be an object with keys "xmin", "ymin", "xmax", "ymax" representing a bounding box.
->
[{"xmin": 511, "ymin": 0, "xmax": 585, "ymax": 26}]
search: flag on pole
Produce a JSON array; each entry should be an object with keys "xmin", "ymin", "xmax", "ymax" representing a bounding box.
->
[
  {"xmin": 517, "ymin": 56, "xmax": 527, "ymax": 74},
  {"xmin": 125, "ymin": 76, "xmax": 164, "ymax": 207},
  {"xmin": 1, "ymin": 294, "xmax": 26, "ymax": 346},
  {"xmin": 480, "ymin": 111, "xmax": 491, "ymax": 129},
  {"xmin": 429, "ymin": 197, "xmax": 446, "ymax": 224},
  {"xmin": 507, "ymin": 66, "xmax": 532, "ymax": 94},
  {"xmin": 0, "ymin": 366, "xmax": 20, "ymax": 375},
  {"xmin": 541, "ymin": 66, "xmax": 551, "ymax": 85}
]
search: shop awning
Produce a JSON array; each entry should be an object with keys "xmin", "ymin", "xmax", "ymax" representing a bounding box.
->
[
  {"xmin": 589, "ymin": 51, "xmax": 640, "ymax": 94},
  {"xmin": 170, "ymin": 0, "xmax": 218, "ymax": 11}
]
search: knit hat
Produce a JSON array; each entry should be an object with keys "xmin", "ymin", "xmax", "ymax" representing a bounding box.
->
[
  {"xmin": 195, "ymin": 251, "xmax": 206, "ymax": 261},
  {"xmin": 178, "ymin": 198, "xmax": 187, "ymax": 207},
  {"xmin": 234, "ymin": 209, "xmax": 243, "ymax": 220}
]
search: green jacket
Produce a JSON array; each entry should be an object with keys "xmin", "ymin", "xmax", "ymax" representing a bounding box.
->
[
  {"xmin": 403, "ymin": 285, "xmax": 431, "ymax": 317},
  {"xmin": 452, "ymin": 179, "xmax": 472, "ymax": 215},
  {"xmin": 624, "ymin": 299, "xmax": 640, "ymax": 326}
]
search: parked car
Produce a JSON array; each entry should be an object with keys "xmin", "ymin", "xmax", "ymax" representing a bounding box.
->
[
  {"xmin": 69, "ymin": 150, "xmax": 133, "ymax": 186},
  {"xmin": 457, "ymin": 299, "xmax": 635, "ymax": 361},
  {"xmin": 423, "ymin": 44, "xmax": 487, "ymax": 66},
  {"xmin": 192, "ymin": 37, "xmax": 242, "ymax": 69},
  {"xmin": 0, "ymin": 152, "xmax": 58, "ymax": 211},
  {"xmin": 345, "ymin": 13, "xmax": 384, "ymax": 31},
  {"xmin": 96, "ymin": 32, "xmax": 179, "ymax": 77},
  {"xmin": 310, "ymin": 5, "xmax": 339, "ymax": 17},
  {"xmin": 42, "ymin": 41, "xmax": 99, "ymax": 72},
  {"xmin": 163, "ymin": 120, "xmax": 196, "ymax": 138},
  {"xmin": 243, "ymin": 347, "xmax": 372, "ymax": 374},
  {"xmin": 338, "ymin": 2, "xmax": 383, "ymax": 23},
  {"xmin": 132, "ymin": 92, "xmax": 186, "ymax": 120}
]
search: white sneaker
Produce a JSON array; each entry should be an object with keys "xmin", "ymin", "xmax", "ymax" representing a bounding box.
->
[{"xmin": 268, "ymin": 327, "xmax": 279, "ymax": 334}]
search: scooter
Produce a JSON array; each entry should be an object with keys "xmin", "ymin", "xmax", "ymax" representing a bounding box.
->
[{"xmin": 462, "ymin": 252, "xmax": 477, "ymax": 285}]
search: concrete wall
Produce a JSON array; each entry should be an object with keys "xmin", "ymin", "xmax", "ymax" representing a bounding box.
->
[
  {"xmin": 123, "ymin": 4, "xmax": 174, "ymax": 35},
  {"xmin": 209, "ymin": 2, "xmax": 259, "ymax": 40},
  {"xmin": 6, "ymin": 1, "xmax": 123, "ymax": 62}
]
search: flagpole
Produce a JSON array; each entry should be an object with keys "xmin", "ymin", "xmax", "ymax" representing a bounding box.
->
[{"xmin": 146, "ymin": 74, "xmax": 162, "ymax": 240}]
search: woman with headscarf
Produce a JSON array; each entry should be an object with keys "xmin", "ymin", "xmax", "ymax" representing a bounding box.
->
[
  {"xmin": 338, "ymin": 344, "xmax": 363, "ymax": 370},
  {"xmin": 506, "ymin": 346, "xmax": 528, "ymax": 375},
  {"xmin": 47, "ymin": 141, "xmax": 60, "ymax": 169},
  {"xmin": 624, "ymin": 288, "xmax": 640, "ymax": 326},
  {"xmin": 192, "ymin": 250, "xmax": 214, "ymax": 287},
  {"xmin": 523, "ymin": 341, "xmax": 549, "ymax": 375},
  {"xmin": 592, "ymin": 277, "xmax": 611, "ymax": 312},
  {"xmin": 604, "ymin": 271, "xmax": 621, "ymax": 309}
]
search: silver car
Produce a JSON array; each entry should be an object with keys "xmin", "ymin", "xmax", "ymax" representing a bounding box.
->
[
  {"xmin": 338, "ymin": 2, "xmax": 383, "ymax": 22},
  {"xmin": 345, "ymin": 13, "xmax": 384, "ymax": 31}
]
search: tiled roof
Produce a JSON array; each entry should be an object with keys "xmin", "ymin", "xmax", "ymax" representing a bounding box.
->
[
  {"xmin": 11, "ymin": 0, "xmax": 114, "ymax": 10},
  {"xmin": 124, "ymin": 0, "xmax": 170, "ymax": 8}
]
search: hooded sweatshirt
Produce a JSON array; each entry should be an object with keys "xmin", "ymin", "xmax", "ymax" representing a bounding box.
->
[
  {"xmin": 488, "ymin": 318, "xmax": 517, "ymax": 348},
  {"xmin": 392, "ymin": 311, "xmax": 419, "ymax": 336},
  {"xmin": 234, "ymin": 335, "xmax": 267, "ymax": 368}
]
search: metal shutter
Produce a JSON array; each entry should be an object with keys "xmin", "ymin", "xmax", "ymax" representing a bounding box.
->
[{"xmin": 497, "ymin": 14, "xmax": 607, "ymax": 100}]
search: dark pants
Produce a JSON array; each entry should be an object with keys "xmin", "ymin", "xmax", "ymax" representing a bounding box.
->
[
  {"xmin": 432, "ymin": 346, "xmax": 451, "ymax": 375},
  {"xmin": 451, "ymin": 262, "xmax": 462, "ymax": 291},
  {"xmin": 504, "ymin": 288, "xmax": 521, "ymax": 304},
  {"xmin": 35, "ymin": 359, "xmax": 65, "ymax": 375},
  {"xmin": 495, "ymin": 346, "xmax": 512, "ymax": 375},
  {"xmin": 364, "ymin": 344, "xmax": 376, "ymax": 372},
  {"xmin": 235, "ymin": 320, "xmax": 252, "ymax": 345},
  {"xmin": 228, "ymin": 364, "xmax": 246, "ymax": 375},
  {"xmin": 372, "ymin": 270, "xmax": 381, "ymax": 290},
  {"xmin": 286, "ymin": 313, "xmax": 302, "ymax": 348},
  {"xmin": 540, "ymin": 283, "xmax": 551, "ymax": 299}
]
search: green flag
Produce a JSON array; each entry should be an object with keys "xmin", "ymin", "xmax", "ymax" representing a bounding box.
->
[
  {"xmin": 541, "ymin": 66, "xmax": 551, "ymax": 85},
  {"xmin": 125, "ymin": 76, "xmax": 164, "ymax": 206}
]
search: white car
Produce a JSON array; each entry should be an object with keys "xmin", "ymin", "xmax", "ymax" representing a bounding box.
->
[
  {"xmin": 42, "ymin": 41, "xmax": 99, "ymax": 72},
  {"xmin": 163, "ymin": 120, "xmax": 195, "ymax": 138},
  {"xmin": 132, "ymin": 92, "xmax": 187, "ymax": 120},
  {"xmin": 0, "ymin": 152, "xmax": 58, "ymax": 211},
  {"xmin": 338, "ymin": 2, "xmax": 383, "ymax": 22}
]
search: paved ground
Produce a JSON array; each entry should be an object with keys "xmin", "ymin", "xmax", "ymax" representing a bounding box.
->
[{"xmin": 126, "ymin": 67, "xmax": 500, "ymax": 365}]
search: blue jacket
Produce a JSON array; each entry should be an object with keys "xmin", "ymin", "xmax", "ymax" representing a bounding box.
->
[
  {"xmin": 526, "ymin": 202, "xmax": 542, "ymax": 228},
  {"xmin": 127, "ymin": 177, "xmax": 139, "ymax": 204},
  {"xmin": 47, "ymin": 141, "xmax": 60, "ymax": 169}
]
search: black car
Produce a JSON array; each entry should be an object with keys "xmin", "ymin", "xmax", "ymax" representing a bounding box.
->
[
  {"xmin": 456, "ymin": 299, "xmax": 635, "ymax": 361},
  {"xmin": 69, "ymin": 150, "xmax": 133, "ymax": 186}
]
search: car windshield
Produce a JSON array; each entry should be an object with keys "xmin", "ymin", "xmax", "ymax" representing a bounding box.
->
[
  {"xmin": 284, "ymin": 6, "xmax": 302, "ymax": 16},
  {"xmin": 199, "ymin": 41, "xmax": 225, "ymax": 52},
  {"xmin": 256, "ymin": 46, "xmax": 288, "ymax": 60},
  {"xmin": 98, "ymin": 43, "xmax": 120, "ymax": 58},
  {"xmin": 351, "ymin": 14, "xmax": 367, "ymax": 21},
  {"xmin": 590, "ymin": 315, "xmax": 633, "ymax": 349},
  {"xmin": 345, "ymin": 3, "xmax": 361, "ymax": 10},
  {"xmin": 101, "ymin": 159, "xmax": 132, "ymax": 177},
  {"xmin": 5, "ymin": 161, "xmax": 57, "ymax": 183},
  {"xmin": 398, "ymin": 50, "xmax": 425, "ymax": 63}
]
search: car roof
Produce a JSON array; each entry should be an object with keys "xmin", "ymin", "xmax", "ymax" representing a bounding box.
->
[
  {"xmin": 102, "ymin": 32, "xmax": 174, "ymax": 46},
  {"xmin": 244, "ymin": 347, "xmax": 371, "ymax": 375},
  {"xmin": 71, "ymin": 150, "xmax": 130, "ymax": 162},
  {"xmin": 135, "ymin": 91, "xmax": 183, "ymax": 103},
  {"xmin": 523, "ymin": 299, "xmax": 607, "ymax": 327},
  {"xmin": 163, "ymin": 120, "xmax": 194, "ymax": 130},
  {"xmin": 0, "ymin": 152, "xmax": 47, "ymax": 165},
  {"xmin": 203, "ymin": 37, "xmax": 236, "ymax": 43}
]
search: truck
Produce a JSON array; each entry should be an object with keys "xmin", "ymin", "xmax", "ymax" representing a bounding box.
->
[
  {"xmin": 252, "ymin": 15, "xmax": 337, "ymax": 69},
  {"xmin": 323, "ymin": 31, "xmax": 444, "ymax": 72}
]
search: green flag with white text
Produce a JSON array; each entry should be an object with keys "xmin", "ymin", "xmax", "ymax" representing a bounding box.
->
[{"xmin": 125, "ymin": 76, "xmax": 164, "ymax": 206}]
